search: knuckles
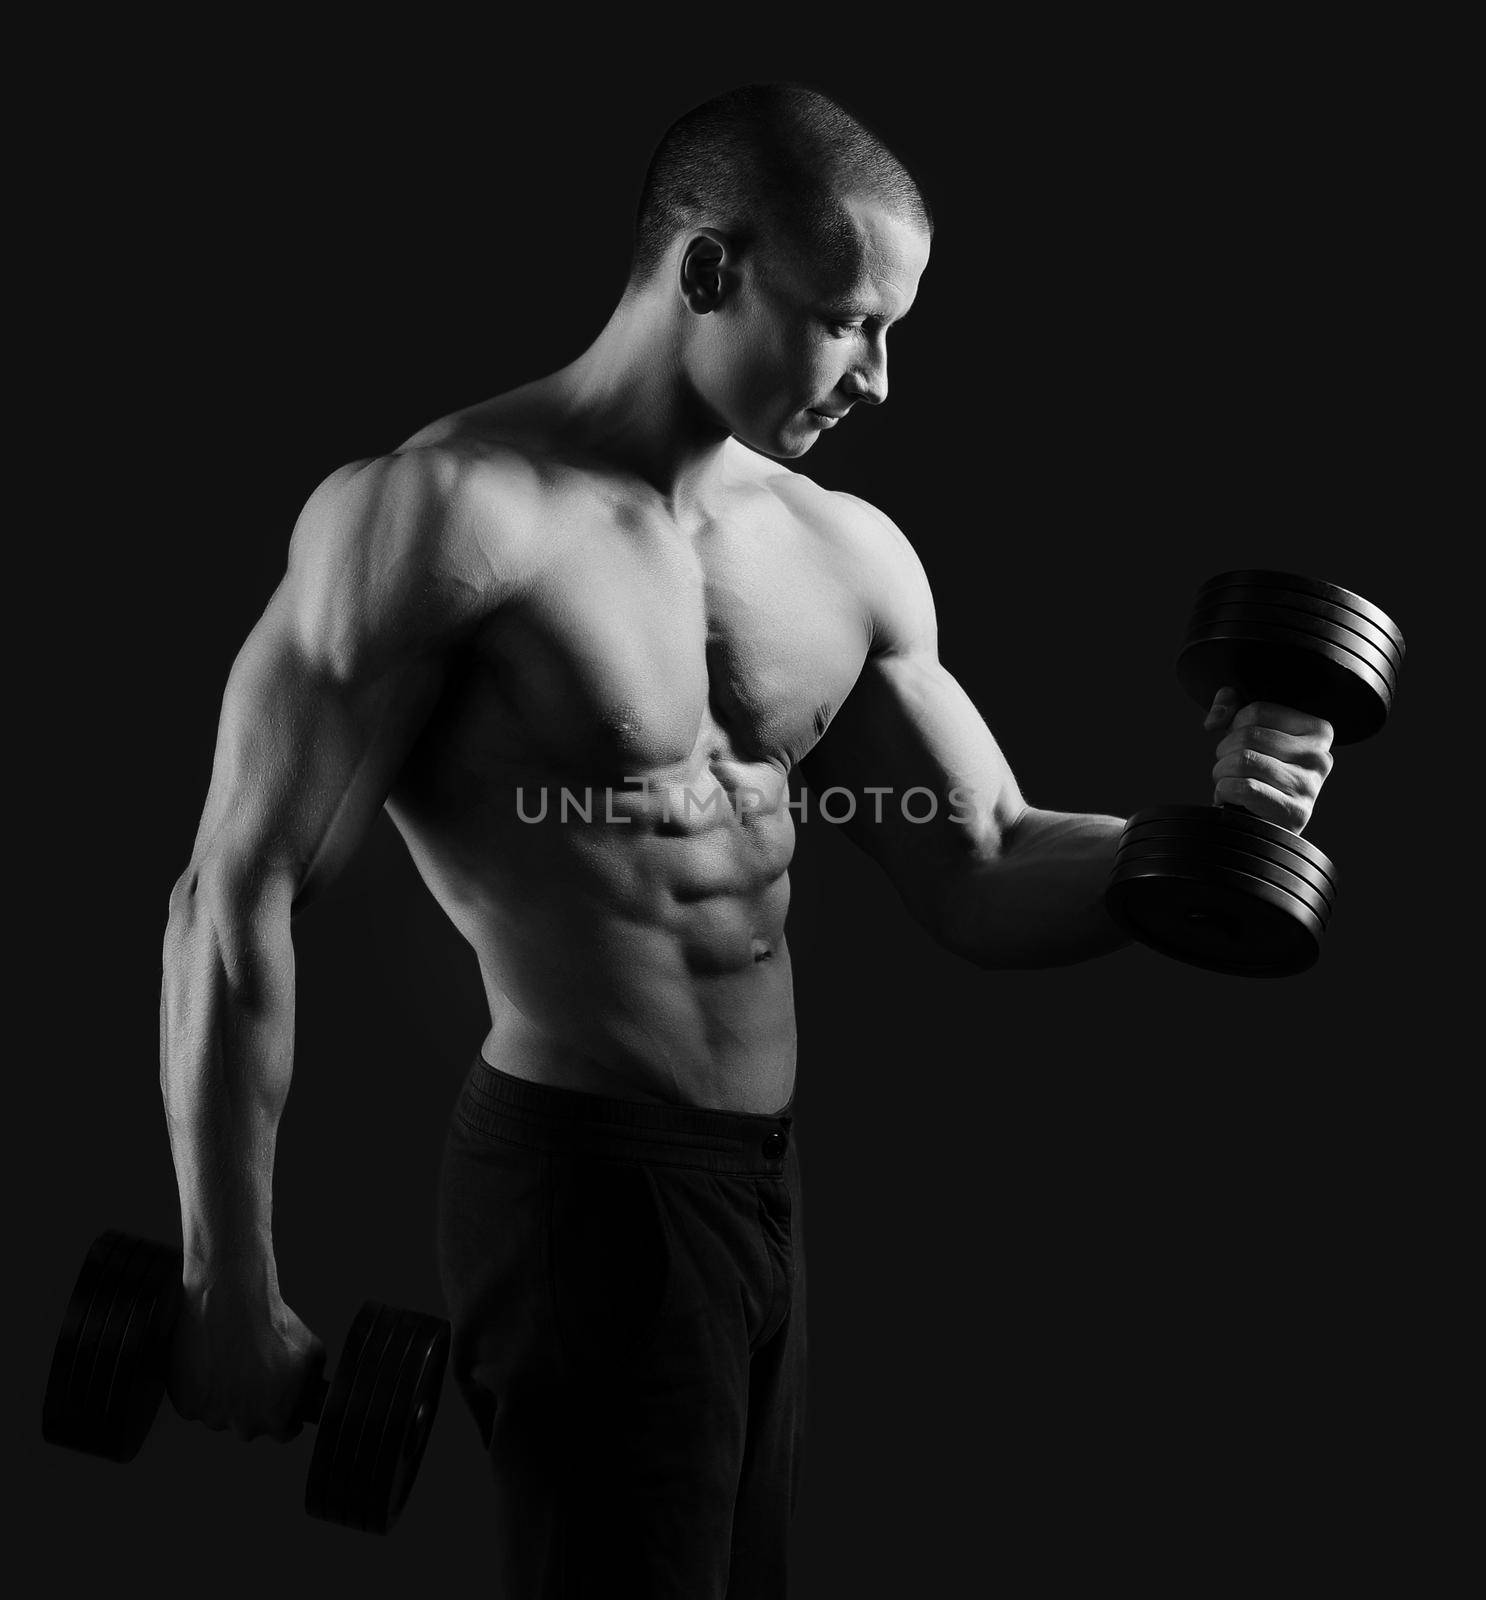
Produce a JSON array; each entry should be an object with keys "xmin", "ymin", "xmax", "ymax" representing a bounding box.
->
[
  {"xmin": 1214, "ymin": 717, "xmax": 1336, "ymax": 787},
  {"xmin": 1215, "ymin": 774, "xmax": 1309, "ymax": 826},
  {"xmin": 1229, "ymin": 702, "xmax": 1262, "ymax": 731},
  {"xmin": 1217, "ymin": 724, "xmax": 1279, "ymax": 761},
  {"xmin": 1212, "ymin": 747, "xmax": 1281, "ymax": 784},
  {"xmin": 1231, "ymin": 700, "xmax": 1290, "ymax": 731},
  {"xmin": 1229, "ymin": 701, "xmax": 1336, "ymax": 748}
]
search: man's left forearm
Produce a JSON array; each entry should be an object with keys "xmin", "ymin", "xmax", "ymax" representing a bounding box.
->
[{"xmin": 934, "ymin": 806, "xmax": 1132, "ymax": 969}]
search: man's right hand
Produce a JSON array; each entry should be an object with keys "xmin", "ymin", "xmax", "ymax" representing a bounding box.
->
[{"xmin": 167, "ymin": 1273, "xmax": 328, "ymax": 1444}]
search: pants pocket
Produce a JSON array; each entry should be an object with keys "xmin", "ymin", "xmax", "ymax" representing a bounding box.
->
[{"xmin": 755, "ymin": 1179, "xmax": 795, "ymax": 1348}]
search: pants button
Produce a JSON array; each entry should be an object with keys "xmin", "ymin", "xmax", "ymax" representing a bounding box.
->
[{"xmin": 762, "ymin": 1130, "xmax": 787, "ymax": 1158}]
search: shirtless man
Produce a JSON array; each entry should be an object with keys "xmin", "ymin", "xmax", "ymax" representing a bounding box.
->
[{"xmin": 159, "ymin": 84, "xmax": 1335, "ymax": 1596}]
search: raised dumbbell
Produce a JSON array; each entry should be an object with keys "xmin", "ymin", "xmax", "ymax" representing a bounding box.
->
[
  {"xmin": 41, "ymin": 1229, "xmax": 451, "ymax": 1535},
  {"xmin": 1105, "ymin": 569, "xmax": 1405, "ymax": 977}
]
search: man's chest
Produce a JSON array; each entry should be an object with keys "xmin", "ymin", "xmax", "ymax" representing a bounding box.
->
[{"xmin": 469, "ymin": 506, "xmax": 871, "ymax": 775}]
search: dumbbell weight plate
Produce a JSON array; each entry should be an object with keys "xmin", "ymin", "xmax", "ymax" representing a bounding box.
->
[
  {"xmin": 1189, "ymin": 597, "xmax": 1401, "ymax": 678},
  {"xmin": 1115, "ymin": 838, "xmax": 1333, "ymax": 922},
  {"xmin": 1118, "ymin": 809, "xmax": 1338, "ymax": 896},
  {"xmin": 306, "ymin": 1302, "xmax": 403, "ymax": 1529},
  {"xmin": 43, "ymin": 1229, "xmax": 123, "ymax": 1451},
  {"xmin": 356, "ymin": 1312, "xmax": 451, "ymax": 1536},
  {"xmin": 1121, "ymin": 804, "xmax": 1336, "ymax": 878},
  {"xmin": 332, "ymin": 1310, "xmax": 421, "ymax": 1534},
  {"xmin": 1177, "ymin": 598, "xmax": 1394, "ymax": 678},
  {"xmin": 42, "ymin": 1232, "xmax": 181, "ymax": 1463},
  {"xmin": 1106, "ymin": 856, "xmax": 1326, "ymax": 976},
  {"xmin": 1186, "ymin": 603, "xmax": 1400, "ymax": 692},
  {"xmin": 1118, "ymin": 830, "xmax": 1335, "ymax": 908},
  {"xmin": 1176, "ymin": 622, "xmax": 1394, "ymax": 743},
  {"xmin": 1197, "ymin": 570, "xmax": 1404, "ymax": 644},
  {"xmin": 1195, "ymin": 585, "xmax": 1405, "ymax": 669},
  {"xmin": 91, "ymin": 1241, "xmax": 182, "ymax": 1463},
  {"xmin": 305, "ymin": 1302, "xmax": 449, "ymax": 1535}
]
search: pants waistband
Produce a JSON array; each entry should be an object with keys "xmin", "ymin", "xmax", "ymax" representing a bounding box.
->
[{"xmin": 452, "ymin": 1051, "xmax": 796, "ymax": 1174}]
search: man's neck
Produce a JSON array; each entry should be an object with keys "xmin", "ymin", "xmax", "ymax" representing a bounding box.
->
[{"xmin": 552, "ymin": 294, "xmax": 737, "ymax": 513}]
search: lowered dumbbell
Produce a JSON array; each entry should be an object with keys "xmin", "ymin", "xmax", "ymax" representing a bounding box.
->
[
  {"xmin": 41, "ymin": 1229, "xmax": 451, "ymax": 1535},
  {"xmin": 1105, "ymin": 569, "xmax": 1405, "ymax": 977}
]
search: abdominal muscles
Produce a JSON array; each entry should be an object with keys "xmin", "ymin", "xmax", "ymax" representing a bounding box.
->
[{"xmin": 385, "ymin": 752, "xmax": 802, "ymax": 1111}]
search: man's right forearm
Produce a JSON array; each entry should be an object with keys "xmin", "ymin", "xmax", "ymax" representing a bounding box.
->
[{"xmin": 159, "ymin": 863, "xmax": 297, "ymax": 1291}]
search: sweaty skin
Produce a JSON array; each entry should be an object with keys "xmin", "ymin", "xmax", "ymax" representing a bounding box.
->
[{"xmin": 157, "ymin": 194, "xmax": 1335, "ymax": 1439}]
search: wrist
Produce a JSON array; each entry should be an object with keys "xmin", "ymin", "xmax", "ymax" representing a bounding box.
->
[{"xmin": 180, "ymin": 1230, "xmax": 277, "ymax": 1297}]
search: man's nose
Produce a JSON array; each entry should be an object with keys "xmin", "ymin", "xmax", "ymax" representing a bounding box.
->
[{"xmin": 845, "ymin": 342, "xmax": 888, "ymax": 406}]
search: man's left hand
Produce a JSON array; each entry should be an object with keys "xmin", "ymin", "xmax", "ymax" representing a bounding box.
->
[{"xmin": 1203, "ymin": 688, "xmax": 1335, "ymax": 834}]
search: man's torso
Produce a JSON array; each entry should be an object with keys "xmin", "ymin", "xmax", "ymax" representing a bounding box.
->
[{"xmin": 369, "ymin": 387, "xmax": 888, "ymax": 1111}]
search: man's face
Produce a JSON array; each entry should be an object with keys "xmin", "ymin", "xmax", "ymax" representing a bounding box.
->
[{"xmin": 692, "ymin": 195, "xmax": 930, "ymax": 460}]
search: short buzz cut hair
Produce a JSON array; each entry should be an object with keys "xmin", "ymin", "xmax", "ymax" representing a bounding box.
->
[{"xmin": 629, "ymin": 82, "xmax": 932, "ymax": 289}]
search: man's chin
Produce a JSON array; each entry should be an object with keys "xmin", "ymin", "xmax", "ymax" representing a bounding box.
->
[{"xmin": 731, "ymin": 425, "xmax": 817, "ymax": 461}]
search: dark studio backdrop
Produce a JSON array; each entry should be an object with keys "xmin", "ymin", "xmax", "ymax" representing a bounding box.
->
[{"xmin": 22, "ymin": 24, "xmax": 1457, "ymax": 1598}]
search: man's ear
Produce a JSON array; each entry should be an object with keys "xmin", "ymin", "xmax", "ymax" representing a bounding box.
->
[{"xmin": 678, "ymin": 230, "xmax": 734, "ymax": 315}]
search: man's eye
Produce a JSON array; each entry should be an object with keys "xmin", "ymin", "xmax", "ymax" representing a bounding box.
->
[{"xmin": 825, "ymin": 320, "xmax": 864, "ymax": 338}]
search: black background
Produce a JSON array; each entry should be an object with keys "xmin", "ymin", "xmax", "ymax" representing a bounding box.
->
[{"xmin": 21, "ymin": 19, "xmax": 1460, "ymax": 1597}]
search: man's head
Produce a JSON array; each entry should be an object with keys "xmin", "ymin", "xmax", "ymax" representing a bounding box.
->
[{"xmin": 628, "ymin": 84, "xmax": 932, "ymax": 459}]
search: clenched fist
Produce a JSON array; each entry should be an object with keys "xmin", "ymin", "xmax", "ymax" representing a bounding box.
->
[
  {"xmin": 167, "ymin": 1270, "xmax": 327, "ymax": 1444},
  {"xmin": 1204, "ymin": 688, "xmax": 1335, "ymax": 834}
]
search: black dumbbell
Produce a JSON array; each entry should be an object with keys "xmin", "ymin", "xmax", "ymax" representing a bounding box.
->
[
  {"xmin": 1105, "ymin": 569, "xmax": 1405, "ymax": 977},
  {"xmin": 41, "ymin": 1229, "xmax": 451, "ymax": 1535}
]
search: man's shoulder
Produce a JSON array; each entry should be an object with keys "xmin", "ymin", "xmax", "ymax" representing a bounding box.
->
[
  {"xmin": 743, "ymin": 460, "xmax": 934, "ymax": 645},
  {"xmin": 736, "ymin": 453, "xmax": 910, "ymax": 556},
  {"xmin": 814, "ymin": 485, "xmax": 913, "ymax": 561},
  {"xmin": 282, "ymin": 439, "xmax": 550, "ymax": 673},
  {"xmin": 292, "ymin": 436, "xmax": 547, "ymax": 571}
]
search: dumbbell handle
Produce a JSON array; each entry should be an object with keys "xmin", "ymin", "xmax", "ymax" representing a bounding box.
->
[{"xmin": 296, "ymin": 1372, "xmax": 330, "ymax": 1425}]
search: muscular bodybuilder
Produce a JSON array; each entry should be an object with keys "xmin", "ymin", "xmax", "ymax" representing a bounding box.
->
[{"xmin": 159, "ymin": 84, "xmax": 1334, "ymax": 1596}]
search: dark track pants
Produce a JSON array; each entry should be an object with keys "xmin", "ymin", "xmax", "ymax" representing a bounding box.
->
[{"xmin": 435, "ymin": 1051, "xmax": 806, "ymax": 1598}]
